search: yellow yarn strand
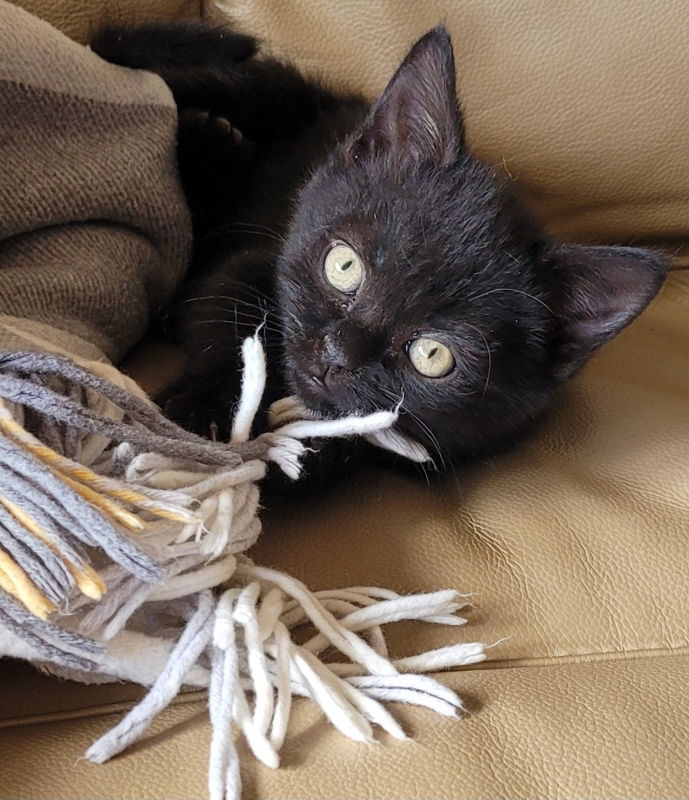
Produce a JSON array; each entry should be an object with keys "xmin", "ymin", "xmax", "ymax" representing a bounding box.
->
[
  {"xmin": 0, "ymin": 546, "xmax": 55, "ymax": 619},
  {"xmin": 59, "ymin": 473, "xmax": 145, "ymax": 532}
]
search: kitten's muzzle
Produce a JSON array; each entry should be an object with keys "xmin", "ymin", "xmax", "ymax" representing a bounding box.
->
[
  {"xmin": 297, "ymin": 321, "xmax": 376, "ymax": 406},
  {"xmin": 310, "ymin": 327, "xmax": 364, "ymax": 388},
  {"xmin": 293, "ymin": 363, "xmax": 347, "ymax": 413}
]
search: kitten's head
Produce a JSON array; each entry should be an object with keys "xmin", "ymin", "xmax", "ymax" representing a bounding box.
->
[{"xmin": 277, "ymin": 26, "xmax": 667, "ymax": 465}]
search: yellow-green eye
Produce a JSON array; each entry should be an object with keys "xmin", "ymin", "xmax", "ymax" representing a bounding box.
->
[
  {"xmin": 323, "ymin": 243, "xmax": 363, "ymax": 294},
  {"xmin": 408, "ymin": 337, "xmax": 455, "ymax": 378}
]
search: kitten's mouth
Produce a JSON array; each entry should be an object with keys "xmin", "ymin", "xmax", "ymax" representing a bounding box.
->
[{"xmin": 298, "ymin": 379, "xmax": 341, "ymax": 415}]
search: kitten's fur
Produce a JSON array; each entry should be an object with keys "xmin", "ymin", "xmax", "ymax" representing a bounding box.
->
[{"xmin": 93, "ymin": 22, "xmax": 667, "ymax": 480}]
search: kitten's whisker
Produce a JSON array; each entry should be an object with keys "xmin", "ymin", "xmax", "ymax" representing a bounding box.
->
[
  {"xmin": 189, "ymin": 304, "xmax": 266, "ymax": 322},
  {"xmin": 182, "ymin": 295, "xmax": 221, "ymax": 303},
  {"xmin": 184, "ymin": 294, "xmax": 282, "ymax": 328},
  {"xmin": 391, "ymin": 397, "xmax": 462, "ymax": 495},
  {"xmin": 195, "ymin": 307, "xmax": 278, "ymax": 331},
  {"xmin": 221, "ymin": 221, "xmax": 285, "ymax": 239},
  {"xmin": 467, "ymin": 287, "xmax": 555, "ymax": 315},
  {"xmin": 379, "ymin": 388, "xmax": 445, "ymax": 471},
  {"xmin": 379, "ymin": 392, "xmax": 462, "ymax": 494},
  {"xmin": 418, "ymin": 460, "xmax": 431, "ymax": 487},
  {"xmin": 193, "ymin": 318, "xmax": 282, "ymax": 336},
  {"xmin": 406, "ymin": 410, "xmax": 445, "ymax": 472},
  {"xmin": 183, "ymin": 294, "xmax": 274, "ymax": 311},
  {"xmin": 199, "ymin": 222, "xmax": 285, "ymax": 245},
  {"xmin": 182, "ymin": 295, "xmax": 277, "ymax": 318},
  {"xmin": 183, "ymin": 292, "xmax": 276, "ymax": 311},
  {"xmin": 200, "ymin": 229, "xmax": 284, "ymax": 244},
  {"xmin": 402, "ymin": 410, "xmax": 445, "ymax": 472},
  {"xmin": 218, "ymin": 279, "xmax": 276, "ymax": 307}
]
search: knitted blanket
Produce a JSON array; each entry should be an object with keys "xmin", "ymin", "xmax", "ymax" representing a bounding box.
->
[
  {"xmin": 0, "ymin": 5, "xmax": 487, "ymax": 799},
  {"xmin": 0, "ymin": 0, "xmax": 190, "ymax": 362}
]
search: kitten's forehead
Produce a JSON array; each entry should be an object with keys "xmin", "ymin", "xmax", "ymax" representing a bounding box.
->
[
  {"xmin": 281, "ymin": 148, "xmax": 547, "ymax": 345},
  {"xmin": 308, "ymin": 154, "xmax": 510, "ymax": 261}
]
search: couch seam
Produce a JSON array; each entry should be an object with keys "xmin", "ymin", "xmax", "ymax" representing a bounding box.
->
[
  {"xmin": 0, "ymin": 689, "xmax": 207, "ymax": 730},
  {"xmin": 2, "ymin": 648, "xmax": 687, "ymax": 730},
  {"xmin": 459, "ymin": 643, "xmax": 689, "ymax": 672}
]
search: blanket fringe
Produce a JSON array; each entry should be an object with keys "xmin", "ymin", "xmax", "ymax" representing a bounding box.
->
[
  {"xmin": 0, "ymin": 336, "xmax": 486, "ymax": 800},
  {"xmin": 85, "ymin": 567, "xmax": 485, "ymax": 800}
]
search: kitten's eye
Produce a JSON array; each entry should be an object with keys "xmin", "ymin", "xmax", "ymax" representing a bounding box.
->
[
  {"xmin": 323, "ymin": 243, "xmax": 363, "ymax": 294},
  {"xmin": 408, "ymin": 337, "xmax": 455, "ymax": 378}
]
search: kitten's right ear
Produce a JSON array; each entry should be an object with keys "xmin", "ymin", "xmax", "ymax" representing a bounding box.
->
[
  {"xmin": 343, "ymin": 25, "xmax": 465, "ymax": 170},
  {"xmin": 551, "ymin": 244, "xmax": 668, "ymax": 379}
]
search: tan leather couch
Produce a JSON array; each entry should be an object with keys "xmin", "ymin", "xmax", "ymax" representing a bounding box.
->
[{"xmin": 2, "ymin": 1, "xmax": 689, "ymax": 797}]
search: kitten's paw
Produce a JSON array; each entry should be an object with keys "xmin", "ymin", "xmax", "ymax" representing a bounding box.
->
[
  {"xmin": 176, "ymin": 108, "xmax": 254, "ymax": 222},
  {"xmin": 156, "ymin": 378, "xmax": 235, "ymax": 442},
  {"xmin": 178, "ymin": 108, "xmax": 247, "ymax": 155},
  {"xmin": 267, "ymin": 395, "xmax": 318, "ymax": 429}
]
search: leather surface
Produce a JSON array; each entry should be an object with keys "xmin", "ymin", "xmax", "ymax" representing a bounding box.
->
[
  {"xmin": 3, "ymin": 657, "xmax": 689, "ymax": 798},
  {"xmin": 3, "ymin": 0, "xmax": 689, "ymax": 798},
  {"xmin": 211, "ymin": 0, "xmax": 689, "ymax": 258}
]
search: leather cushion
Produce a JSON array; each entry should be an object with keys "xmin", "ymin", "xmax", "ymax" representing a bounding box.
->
[{"xmin": 3, "ymin": 657, "xmax": 688, "ymax": 798}]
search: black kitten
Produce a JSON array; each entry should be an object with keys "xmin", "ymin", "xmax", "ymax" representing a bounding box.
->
[{"xmin": 93, "ymin": 22, "xmax": 667, "ymax": 477}]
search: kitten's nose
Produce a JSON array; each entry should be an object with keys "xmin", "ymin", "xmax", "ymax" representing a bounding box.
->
[{"xmin": 322, "ymin": 322, "xmax": 368, "ymax": 371}]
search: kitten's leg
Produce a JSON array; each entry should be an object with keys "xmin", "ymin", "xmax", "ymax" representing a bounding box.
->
[
  {"xmin": 91, "ymin": 22, "xmax": 257, "ymax": 73},
  {"xmin": 156, "ymin": 247, "xmax": 282, "ymax": 440},
  {"xmin": 262, "ymin": 436, "xmax": 370, "ymax": 499},
  {"xmin": 176, "ymin": 108, "xmax": 254, "ymax": 244},
  {"xmin": 149, "ymin": 106, "xmax": 256, "ymax": 342},
  {"xmin": 91, "ymin": 22, "xmax": 329, "ymax": 142}
]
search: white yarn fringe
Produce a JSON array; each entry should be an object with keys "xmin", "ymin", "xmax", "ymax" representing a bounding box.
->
[
  {"xmin": 59, "ymin": 332, "xmax": 484, "ymax": 800},
  {"xmin": 86, "ymin": 573, "xmax": 485, "ymax": 800}
]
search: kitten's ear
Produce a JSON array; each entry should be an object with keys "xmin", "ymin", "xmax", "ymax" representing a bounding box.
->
[
  {"xmin": 344, "ymin": 25, "xmax": 464, "ymax": 169},
  {"xmin": 552, "ymin": 244, "xmax": 668, "ymax": 378}
]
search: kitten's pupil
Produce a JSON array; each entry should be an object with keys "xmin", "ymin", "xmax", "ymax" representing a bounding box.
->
[
  {"xmin": 339, "ymin": 259, "xmax": 353, "ymax": 271},
  {"xmin": 418, "ymin": 342, "xmax": 438, "ymax": 360},
  {"xmin": 408, "ymin": 337, "xmax": 455, "ymax": 377}
]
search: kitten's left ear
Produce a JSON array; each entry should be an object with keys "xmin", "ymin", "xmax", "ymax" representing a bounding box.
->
[
  {"xmin": 552, "ymin": 244, "xmax": 668, "ymax": 378},
  {"xmin": 344, "ymin": 25, "xmax": 464, "ymax": 169}
]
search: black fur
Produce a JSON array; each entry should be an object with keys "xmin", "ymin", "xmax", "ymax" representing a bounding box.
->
[{"xmin": 92, "ymin": 22, "xmax": 668, "ymax": 481}]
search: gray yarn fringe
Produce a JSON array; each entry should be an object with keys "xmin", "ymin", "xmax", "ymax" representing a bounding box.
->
[{"xmin": 0, "ymin": 349, "xmax": 262, "ymax": 672}]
